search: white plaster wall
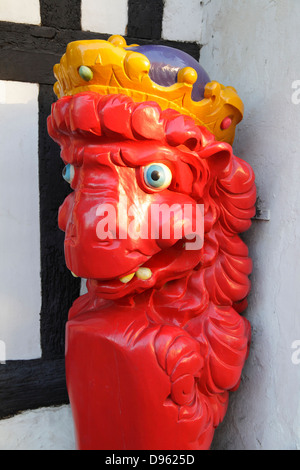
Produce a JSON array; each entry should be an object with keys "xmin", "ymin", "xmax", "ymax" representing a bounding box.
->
[
  {"xmin": 81, "ymin": 0, "xmax": 128, "ymax": 35},
  {"xmin": 162, "ymin": 0, "xmax": 203, "ymax": 43},
  {"xmin": 0, "ymin": 0, "xmax": 40, "ymax": 25},
  {"xmin": 0, "ymin": 80, "xmax": 41, "ymax": 361},
  {"xmin": 197, "ymin": 0, "xmax": 300, "ymax": 450},
  {"xmin": 0, "ymin": 405, "xmax": 75, "ymax": 450}
]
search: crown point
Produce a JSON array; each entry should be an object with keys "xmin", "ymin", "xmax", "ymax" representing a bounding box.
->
[
  {"xmin": 124, "ymin": 51, "xmax": 151, "ymax": 81},
  {"xmin": 177, "ymin": 67, "xmax": 198, "ymax": 86},
  {"xmin": 78, "ymin": 65, "xmax": 94, "ymax": 82},
  {"xmin": 53, "ymin": 81, "xmax": 61, "ymax": 98},
  {"xmin": 204, "ymin": 81, "xmax": 221, "ymax": 99},
  {"xmin": 95, "ymin": 54, "xmax": 102, "ymax": 65},
  {"xmin": 108, "ymin": 35, "xmax": 127, "ymax": 48}
]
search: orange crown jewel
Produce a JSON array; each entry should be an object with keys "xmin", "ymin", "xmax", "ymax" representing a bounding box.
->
[{"xmin": 53, "ymin": 35, "xmax": 244, "ymax": 144}]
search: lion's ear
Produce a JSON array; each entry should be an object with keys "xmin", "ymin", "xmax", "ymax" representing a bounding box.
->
[
  {"xmin": 165, "ymin": 114, "xmax": 203, "ymax": 150},
  {"xmin": 200, "ymin": 142, "xmax": 232, "ymax": 176}
]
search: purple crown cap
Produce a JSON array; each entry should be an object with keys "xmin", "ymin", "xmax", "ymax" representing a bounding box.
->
[{"xmin": 127, "ymin": 44, "xmax": 210, "ymax": 102}]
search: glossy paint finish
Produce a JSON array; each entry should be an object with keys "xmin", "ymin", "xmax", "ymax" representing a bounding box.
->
[
  {"xmin": 48, "ymin": 38, "xmax": 256, "ymax": 450},
  {"xmin": 127, "ymin": 44, "xmax": 210, "ymax": 101},
  {"xmin": 52, "ymin": 35, "xmax": 244, "ymax": 145}
]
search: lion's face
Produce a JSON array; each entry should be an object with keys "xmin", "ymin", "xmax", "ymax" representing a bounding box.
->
[
  {"xmin": 48, "ymin": 92, "xmax": 251, "ymax": 306},
  {"xmin": 58, "ymin": 140, "xmax": 206, "ymax": 299}
]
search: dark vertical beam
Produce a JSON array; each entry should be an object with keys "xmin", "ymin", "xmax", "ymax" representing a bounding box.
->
[
  {"xmin": 126, "ymin": 1, "xmax": 200, "ymax": 61},
  {"xmin": 127, "ymin": 0, "xmax": 164, "ymax": 40},
  {"xmin": 38, "ymin": 0, "xmax": 82, "ymax": 359},
  {"xmin": 38, "ymin": 84, "xmax": 81, "ymax": 359},
  {"xmin": 40, "ymin": 0, "xmax": 82, "ymax": 30}
]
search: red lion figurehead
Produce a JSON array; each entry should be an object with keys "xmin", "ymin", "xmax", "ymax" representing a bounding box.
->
[{"xmin": 47, "ymin": 36, "xmax": 257, "ymax": 450}]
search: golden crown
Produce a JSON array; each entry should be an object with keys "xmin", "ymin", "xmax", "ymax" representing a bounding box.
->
[{"xmin": 53, "ymin": 35, "xmax": 244, "ymax": 144}]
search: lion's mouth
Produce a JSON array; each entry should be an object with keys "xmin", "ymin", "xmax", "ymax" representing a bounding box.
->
[
  {"xmin": 86, "ymin": 238, "xmax": 197, "ymax": 299},
  {"xmin": 119, "ymin": 266, "xmax": 153, "ymax": 284},
  {"xmin": 86, "ymin": 262, "xmax": 156, "ymax": 298}
]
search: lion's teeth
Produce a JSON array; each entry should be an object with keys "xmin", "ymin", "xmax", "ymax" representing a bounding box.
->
[
  {"xmin": 119, "ymin": 268, "xmax": 152, "ymax": 283},
  {"xmin": 119, "ymin": 272, "xmax": 135, "ymax": 283},
  {"xmin": 136, "ymin": 267, "xmax": 152, "ymax": 280},
  {"xmin": 71, "ymin": 271, "xmax": 78, "ymax": 278}
]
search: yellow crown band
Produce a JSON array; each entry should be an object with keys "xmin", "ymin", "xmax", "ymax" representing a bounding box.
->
[{"xmin": 53, "ymin": 35, "xmax": 243, "ymax": 144}]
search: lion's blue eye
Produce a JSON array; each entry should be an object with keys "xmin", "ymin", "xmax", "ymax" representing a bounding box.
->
[
  {"xmin": 144, "ymin": 163, "xmax": 172, "ymax": 190},
  {"xmin": 62, "ymin": 164, "xmax": 75, "ymax": 184}
]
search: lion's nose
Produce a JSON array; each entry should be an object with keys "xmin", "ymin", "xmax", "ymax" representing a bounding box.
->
[{"xmin": 96, "ymin": 230, "xmax": 115, "ymax": 246}]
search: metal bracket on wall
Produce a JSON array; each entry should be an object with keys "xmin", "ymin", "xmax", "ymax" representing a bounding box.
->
[{"xmin": 252, "ymin": 198, "xmax": 271, "ymax": 221}]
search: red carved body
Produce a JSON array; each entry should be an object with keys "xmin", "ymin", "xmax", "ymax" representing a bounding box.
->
[{"xmin": 48, "ymin": 92, "xmax": 256, "ymax": 450}]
